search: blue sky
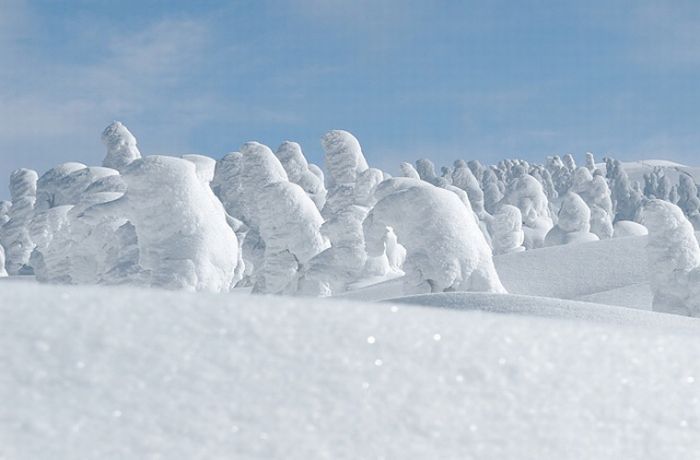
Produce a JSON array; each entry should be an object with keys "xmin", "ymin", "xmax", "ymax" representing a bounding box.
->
[{"xmin": 1, "ymin": 0, "xmax": 700, "ymax": 194}]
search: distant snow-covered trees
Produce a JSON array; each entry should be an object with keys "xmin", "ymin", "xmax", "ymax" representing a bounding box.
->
[{"xmin": 7, "ymin": 120, "xmax": 700, "ymax": 302}]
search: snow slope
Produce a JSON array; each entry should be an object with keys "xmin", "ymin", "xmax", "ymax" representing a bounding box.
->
[
  {"xmin": 3, "ymin": 282, "xmax": 700, "ymax": 459},
  {"xmin": 494, "ymin": 235, "xmax": 648, "ymax": 300}
]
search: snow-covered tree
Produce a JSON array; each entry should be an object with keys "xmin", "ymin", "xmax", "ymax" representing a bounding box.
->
[
  {"xmin": 571, "ymin": 167, "xmax": 614, "ymax": 239},
  {"xmin": 489, "ymin": 205, "xmax": 526, "ymax": 255},
  {"xmin": 0, "ymin": 201, "xmax": 10, "ymax": 226},
  {"xmin": 500, "ymin": 174, "xmax": 553, "ymax": 249},
  {"xmin": 415, "ymin": 158, "xmax": 440, "ymax": 185},
  {"xmin": 299, "ymin": 205, "xmax": 369, "ymax": 296},
  {"xmin": 275, "ymin": 141, "xmax": 327, "ymax": 210},
  {"xmin": 363, "ymin": 184, "xmax": 506, "ymax": 294},
  {"xmin": 84, "ymin": 156, "xmax": 239, "ymax": 292},
  {"xmin": 585, "ymin": 152, "xmax": 596, "ymax": 172},
  {"xmin": 606, "ymin": 158, "xmax": 643, "ymax": 222},
  {"xmin": 253, "ymin": 181, "xmax": 328, "ymax": 294},
  {"xmin": 0, "ymin": 244, "xmax": 6, "ymax": 277},
  {"xmin": 482, "ymin": 168, "xmax": 504, "ymax": 214},
  {"xmin": 452, "ymin": 160, "xmax": 487, "ymax": 218},
  {"xmin": 677, "ymin": 172, "xmax": 700, "ymax": 229},
  {"xmin": 642, "ymin": 199, "xmax": 700, "ymax": 316},
  {"xmin": 102, "ymin": 121, "xmax": 142, "ymax": 172},
  {"xmin": 468, "ymin": 160, "xmax": 486, "ymax": 185},
  {"xmin": 321, "ymin": 130, "xmax": 369, "ymax": 219},
  {"xmin": 212, "ymin": 142, "xmax": 289, "ymax": 283},
  {"xmin": 544, "ymin": 192, "xmax": 599, "ymax": 246},
  {"xmin": 1, "ymin": 168, "xmax": 38, "ymax": 274},
  {"xmin": 399, "ymin": 162, "xmax": 420, "ymax": 179}
]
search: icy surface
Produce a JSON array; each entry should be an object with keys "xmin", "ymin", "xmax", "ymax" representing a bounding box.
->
[{"xmin": 3, "ymin": 282, "xmax": 700, "ymax": 459}]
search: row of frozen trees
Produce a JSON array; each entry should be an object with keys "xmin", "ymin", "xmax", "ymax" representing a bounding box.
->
[{"xmin": 1, "ymin": 122, "xmax": 699, "ymax": 302}]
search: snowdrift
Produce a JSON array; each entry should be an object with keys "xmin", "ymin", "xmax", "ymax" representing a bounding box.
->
[{"xmin": 3, "ymin": 282, "xmax": 700, "ymax": 459}]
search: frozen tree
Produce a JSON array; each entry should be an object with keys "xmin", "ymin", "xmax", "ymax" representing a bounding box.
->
[
  {"xmin": 468, "ymin": 160, "xmax": 486, "ymax": 185},
  {"xmin": 585, "ymin": 152, "xmax": 596, "ymax": 172},
  {"xmin": 0, "ymin": 244, "xmax": 6, "ymax": 277},
  {"xmin": 613, "ymin": 220, "xmax": 648, "ymax": 238},
  {"xmin": 275, "ymin": 141, "xmax": 327, "ymax": 210},
  {"xmin": 308, "ymin": 163, "xmax": 325, "ymax": 185},
  {"xmin": 1, "ymin": 168, "xmax": 38, "ymax": 274},
  {"xmin": 606, "ymin": 158, "xmax": 643, "ymax": 222},
  {"xmin": 642, "ymin": 199, "xmax": 700, "ymax": 316},
  {"xmin": 544, "ymin": 192, "xmax": 599, "ymax": 247},
  {"xmin": 452, "ymin": 160, "xmax": 487, "ymax": 218},
  {"xmin": 363, "ymin": 184, "xmax": 506, "ymax": 294},
  {"xmin": 677, "ymin": 172, "xmax": 700, "ymax": 229},
  {"xmin": 399, "ymin": 162, "xmax": 420, "ymax": 179},
  {"xmin": 84, "ymin": 156, "xmax": 239, "ymax": 292},
  {"xmin": 183, "ymin": 154, "xmax": 245, "ymax": 287},
  {"xmin": 34, "ymin": 162, "xmax": 87, "ymax": 211},
  {"xmin": 300, "ymin": 131, "xmax": 381, "ymax": 295},
  {"xmin": 321, "ymin": 130, "xmax": 369, "ymax": 218},
  {"xmin": 571, "ymin": 167, "xmax": 614, "ymax": 239},
  {"xmin": 563, "ymin": 153, "xmax": 576, "ymax": 172},
  {"xmin": 415, "ymin": 158, "xmax": 440, "ymax": 185},
  {"xmin": 322, "ymin": 130, "xmax": 369, "ymax": 190},
  {"xmin": 299, "ymin": 205, "xmax": 369, "ymax": 296},
  {"xmin": 482, "ymin": 168, "xmax": 504, "ymax": 214},
  {"xmin": 489, "ymin": 205, "xmax": 526, "ymax": 255},
  {"xmin": 354, "ymin": 168, "xmax": 386, "ymax": 208},
  {"xmin": 669, "ymin": 184, "xmax": 679, "ymax": 205},
  {"xmin": 0, "ymin": 201, "xmax": 10, "ymax": 226},
  {"xmin": 500, "ymin": 174, "xmax": 553, "ymax": 249},
  {"xmin": 253, "ymin": 181, "xmax": 328, "ymax": 294},
  {"xmin": 102, "ymin": 121, "xmax": 142, "ymax": 172},
  {"xmin": 212, "ymin": 143, "xmax": 288, "ymax": 283}
]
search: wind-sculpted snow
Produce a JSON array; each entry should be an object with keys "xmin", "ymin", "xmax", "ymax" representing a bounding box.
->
[
  {"xmin": 101, "ymin": 121, "xmax": 142, "ymax": 172},
  {"xmin": 363, "ymin": 184, "xmax": 505, "ymax": 294},
  {"xmin": 4, "ymin": 282, "xmax": 700, "ymax": 459}
]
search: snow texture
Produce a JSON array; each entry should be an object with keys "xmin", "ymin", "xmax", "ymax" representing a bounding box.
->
[
  {"xmin": 4, "ymin": 282, "xmax": 700, "ymax": 459},
  {"xmin": 500, "ymin": 174, "xmax": 553, "ymax": 249}
]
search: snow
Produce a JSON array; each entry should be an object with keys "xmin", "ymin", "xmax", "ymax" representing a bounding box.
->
[
  {"xmin": 4, "ymin": 281, "xmax": 700, "ymax": 459},
  {"xmin": 82, "ymin": 155, "xmax": 239, "ymax": 292},
  {"xmin": 363, "ymin": 184, "xmax": 504, "ymax": 294}
]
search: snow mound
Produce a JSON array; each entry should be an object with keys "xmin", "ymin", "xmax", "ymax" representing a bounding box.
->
[{"xmin": 3, "ymin": 282, "xmax": 700, "ymax": 459}]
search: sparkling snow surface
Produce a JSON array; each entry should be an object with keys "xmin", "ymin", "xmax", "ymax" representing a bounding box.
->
[{"xmin": 3, "ymin": 282, "xmax": 700, "ymax": 459}]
